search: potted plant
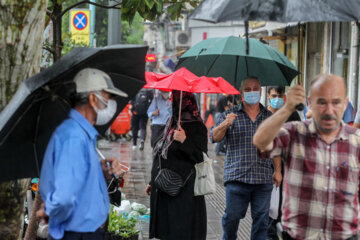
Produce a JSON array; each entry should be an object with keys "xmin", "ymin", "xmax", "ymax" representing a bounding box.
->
[{"xmin": 106, "ymin": 210, "xmax": 140, "ymax": 240}]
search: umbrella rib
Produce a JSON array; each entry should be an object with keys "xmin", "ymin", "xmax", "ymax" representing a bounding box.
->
[
  {"xmin": 33, "ymin": 97, "xmax": 45, "ymax": 177},
  {"xmin": 205, "ymin": 55, "xmax": 221, "ymax": 76}
]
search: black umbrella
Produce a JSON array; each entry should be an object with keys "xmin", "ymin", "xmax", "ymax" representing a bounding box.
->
[
  {"xmin": 0, "ymin": 45, "xmax": 148, "ymax": 182},
  {"xmin": 190, "ymin": 0, "xmax": 360, "ymax": 23}
]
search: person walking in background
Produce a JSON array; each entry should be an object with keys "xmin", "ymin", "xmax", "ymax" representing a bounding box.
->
[
  {"xmin": 266, "ymin": 86, "xmax": 301, "ymax": 240},
  {"xmin": 146, "ymin": 90, "xmax": 208, "ymax": 240},
  {"xmin": 147, "ymin": 90, "xmax": 172, "ymax": 148},
  {"xmin": 354, "ymin": 107, "xmax": 360, "ymax": 128},
  {"xmin": 254, "ymin": 74, "xmax": 360, "ymax": 240},
  {"xmin": 214, "ymin": 93, "xmax": 232, "ymax": 156},
  {"xmin": 267, "ymin": 86, "xmax": 301, "ymax": 121},
  {"xmin": 211, "ymin": 77, "xmax": 273, "ymax": 240},
  {"xmin": 36, "ymin": 68, "xmax": 124, "ymax": 240},
  {"xmin": 130, "ymin": 89, "xmax": 153, "ymax": 150}
]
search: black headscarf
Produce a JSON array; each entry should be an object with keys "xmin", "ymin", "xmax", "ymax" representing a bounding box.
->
[{"xmin": 154, "ymin": 90, "xmax": 203, "ymax": 159}]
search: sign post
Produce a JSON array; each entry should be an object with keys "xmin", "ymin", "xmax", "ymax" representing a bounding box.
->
[{"xmin": 70, "ymin": 9, "xmax": 90, "ymax": 45}]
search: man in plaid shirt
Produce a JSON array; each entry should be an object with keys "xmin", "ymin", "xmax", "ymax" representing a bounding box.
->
[
  {"xmin": 254, "ymin": 74, "xmax": 360, "ymax": 240},
  {"xmin": 210, "ymin": 77, "xmax": 273, "ymax": 240}
]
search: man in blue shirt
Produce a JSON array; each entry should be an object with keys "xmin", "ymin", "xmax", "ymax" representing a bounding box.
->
[
  {"xmin": 147, "ymin": 90, "xmax": 172, "ymax": 148},
  {"xmin": 37, "ymin": 68, "xmax": 125, "ymax": 240},
  {"xmin": 210, "ymin": 77, "xmax": 273, "ymax": 240}
]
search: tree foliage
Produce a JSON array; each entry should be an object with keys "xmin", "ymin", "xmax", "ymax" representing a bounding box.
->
[
  {"xmin": 121, "ymin": 0, "xmax": 200, "ymax": 23},
  {"xmin": 45, "ymin": 0, "xmax": 199, "ymax": 61}
]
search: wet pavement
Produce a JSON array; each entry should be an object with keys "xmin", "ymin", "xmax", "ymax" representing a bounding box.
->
[{"xmin": 98, "ymin": 127, "xmax": 252, "ymax": 240}]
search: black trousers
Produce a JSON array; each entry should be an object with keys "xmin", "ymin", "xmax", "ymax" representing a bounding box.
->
[
  {"xmin": 48, "ymin": 228, "xmax": 105, "ymax": 240},
  {"xmin": 150, "ymin": 124, "xmax": 166, "ymax": 148},
  {"xmin": 131, "ymin": 114, "xmax": 148, "ymax": 145},
  {"xmin": 283, "ymin": 231, "xmax": 357, "ymax": 240}
]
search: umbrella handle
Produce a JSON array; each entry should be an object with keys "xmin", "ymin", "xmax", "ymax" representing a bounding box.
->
[
  {"xmin": 177, "ymin": 91, "xmax": 182, "ymax": 130},
  {"xmin": 296, "ymin": 23, "xmax": 304, "ymax": 112}
]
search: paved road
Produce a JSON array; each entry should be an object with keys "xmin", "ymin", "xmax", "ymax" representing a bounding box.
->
[{"xmin": 99, "ymin": 130, "xmax": 252, "ymax": 240}]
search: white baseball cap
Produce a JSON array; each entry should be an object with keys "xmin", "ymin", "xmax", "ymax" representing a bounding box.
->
[{"xmin": 74, "ymin": 68, "xmax": 128, "ymax": 97}]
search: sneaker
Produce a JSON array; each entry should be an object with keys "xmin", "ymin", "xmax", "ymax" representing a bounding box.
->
[
  {"xmin": 132, "ymin": 145, "xmax": 137, "ymax": 150},
  {"xmin": 139, "ymin": 141, "xmax": 144, "ymax": 151}
]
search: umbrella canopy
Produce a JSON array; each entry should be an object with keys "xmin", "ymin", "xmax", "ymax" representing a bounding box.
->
[
  {"xmin": 145, "ymin": 71, "xmax": 167, "ymax": 84},
  {"xmin": 190, "ymin": 0, "xmax": 360, "ymax": 23},
  {"xmin": 177, "ymin": 36, "xmax": 299, "ymax": 88},
  {"xmin": 0, "ymin": 45, "xmax": 148, "ymax": 182},
  {"xmin": 144, "ymin": 67, "xmax": 240, "ymax": 94}
]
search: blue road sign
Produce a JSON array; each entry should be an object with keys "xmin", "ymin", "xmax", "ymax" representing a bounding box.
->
[{"xmin": 73, "ymin": 12, "xmax": 88, "ymax": 30}]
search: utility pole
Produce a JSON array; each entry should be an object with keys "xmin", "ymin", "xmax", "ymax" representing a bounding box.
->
[
  {"xmin": 90, "ymin": 0, "xmax": 96, "ymax": 46},
  {"xmin": 107, "ymin": 0, "xmax": 121, "ymax": 45}
]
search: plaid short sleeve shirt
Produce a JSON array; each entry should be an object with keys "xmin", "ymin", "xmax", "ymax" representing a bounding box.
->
[
  {"xmin": 268, "ymin": 120, "xmax": 360, "ymax": 239},
  {"xmin": 210, "ymin": 103, "xmax": 273, "ymax": 185}
]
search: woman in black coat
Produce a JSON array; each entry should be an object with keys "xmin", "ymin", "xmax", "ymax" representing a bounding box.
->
[{"xmin": 146, "ymin": 90, "xmax": 208, "ymax": 240}]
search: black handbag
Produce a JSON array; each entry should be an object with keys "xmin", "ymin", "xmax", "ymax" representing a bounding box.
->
[
  {"xmin": 107, "ymin": 177, "xmax": 122, "ymax": 207},
  {"xmin": 154, "ymin": 156, "xmax": 194, "ymax": 197}
]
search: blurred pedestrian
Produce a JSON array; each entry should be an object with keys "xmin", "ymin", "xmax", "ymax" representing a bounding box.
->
[
  {"xmin": 211, "ymin": 77, "xmax": 273, "ymax": 240},
  {"xmin": 214, "ymin": 94, "xmax": 232, "ymax": 156},
  {"xmin": 146, "ymin": 90, "xmax": 208, "ymax": 240},
  {"xmin": 130, "ymin": 89, "xmax": 153, "ymax": 150},
  {"xmin": 147, "ymin": 90, "xmax": 172, "ymax": 148},
  {"xmin": 254, "ymin": 74, "xmax": 360, "ymax": 240},
  {"xmin": 36, "ymin": 68, "xmax": 124, "ymax": 240},
  {"xmin": 354, "ymin": 108, "xmax": 360, "ymax": 128}
]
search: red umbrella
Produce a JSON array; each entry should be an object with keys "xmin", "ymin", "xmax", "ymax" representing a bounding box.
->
[
  {"xmin": 200, "ymin": 76, "xmax": 240, "ymax": 95},
  {"xmin": 144, "ymin": 67, "xmax": 239, "ymax": 94},
  {"xmin": 145, "ymin": 71, "xmax": 167, "ymax": 84},
  {"xmin": 144, "ymin": 67, "xmax": 239, "ymax": 127}
]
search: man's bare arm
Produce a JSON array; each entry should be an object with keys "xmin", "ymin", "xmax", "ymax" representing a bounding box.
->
[
  {"xmin": 212, "ymin": 113, "xmax": 237, "ymax": 142},
  {"xmin": 272, "ymin": 156, "xmax": 282, "ymax": 187},
  {"xmin": 253, "ymin": 85, "xmax": 306, "ymax": 151}
]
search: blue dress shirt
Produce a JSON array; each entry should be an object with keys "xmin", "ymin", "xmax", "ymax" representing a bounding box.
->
[
  {"xmin": 147, "ymin": 95, "xmax": 172, "ymax": 125},
  {"xmin": 40, "ymin": 109, "xmax": 109, "ymax": 239}
]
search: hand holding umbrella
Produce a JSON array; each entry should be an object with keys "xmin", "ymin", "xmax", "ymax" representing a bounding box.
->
[{"xmin": 174, "ymin": 125, "xmax": 187, "ymax": 143}]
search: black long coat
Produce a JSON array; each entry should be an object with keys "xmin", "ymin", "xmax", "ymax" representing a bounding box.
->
[{"xmin": 149, "ymin": 121, "xmax": 208, "ymax": 240}]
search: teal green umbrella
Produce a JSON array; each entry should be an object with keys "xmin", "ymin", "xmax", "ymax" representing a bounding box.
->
[{"xmin": 177, "ymin": 36, "xmax": 299, "ymax": 88}]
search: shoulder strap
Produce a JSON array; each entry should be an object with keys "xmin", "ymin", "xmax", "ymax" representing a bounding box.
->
[
  {"xmin": 182, "ymin": 169, "xmax": 194, "ymax": 187},
  {"xmin": 158, "ymin": 155, "xmax": 162, "ymax": 170}
]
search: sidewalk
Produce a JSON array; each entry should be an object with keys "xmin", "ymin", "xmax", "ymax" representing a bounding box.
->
[{"xmin": 99, "ymin": 135, "xmax": 252, "ymax": 239}]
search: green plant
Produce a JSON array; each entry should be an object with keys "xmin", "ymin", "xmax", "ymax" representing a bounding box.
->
[
  {"xmin": 61, "ymin": 32, "xmax": 89, "ymax": 56},
  {"xmin": 108, "ymin": 211, "xmax": 139, "ymax": 238}
]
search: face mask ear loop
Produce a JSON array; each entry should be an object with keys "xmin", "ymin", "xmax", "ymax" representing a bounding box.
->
[{"xmin": 94, "ymin": 92, "xmax": 108, "ymax": 108}]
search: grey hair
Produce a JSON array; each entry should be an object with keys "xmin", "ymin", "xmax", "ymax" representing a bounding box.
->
[
  {"xmin": 72, "ymin": 91, "xmax": 91, "ymax": 108},
  {"xmin": 240, "ymin": 76, "xmax": 261, "ymax": 90}
]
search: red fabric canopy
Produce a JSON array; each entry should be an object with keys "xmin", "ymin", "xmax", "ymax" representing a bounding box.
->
[{"xmin": 144, "ymin": 67, "xmax": 239, "ymax": 95}]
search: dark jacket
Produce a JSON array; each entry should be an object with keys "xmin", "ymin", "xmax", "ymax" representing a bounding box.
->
[{"xmin": 149, "ymin": 121, "xmax": 208, "ymax": 240}]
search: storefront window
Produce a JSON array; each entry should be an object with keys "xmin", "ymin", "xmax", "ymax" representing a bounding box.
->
[
  {"xmin": 305, "ymin": 23, "xmax": 324, "ymax": 91},
  {"xmin": 331, "ymin": 22, "xmax": 350, "ymax": 80}
]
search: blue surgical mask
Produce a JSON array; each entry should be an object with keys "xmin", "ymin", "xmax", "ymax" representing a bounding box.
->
[
  {"xmin": 244, "ymin": 91, "xmax": 260, "ymax": 105},
  {"xmin": 270, "ymin": 98, "xmax": 284, "ymax": 109}
]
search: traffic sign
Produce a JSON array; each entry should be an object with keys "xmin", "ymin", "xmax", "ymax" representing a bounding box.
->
[
  {"xmin": 73, "ymin": 12, "xmax": 88, "ymax": 30},
  {"xmin": 70, "ymin": 9, "xmax": 90, "ymax": 45}
]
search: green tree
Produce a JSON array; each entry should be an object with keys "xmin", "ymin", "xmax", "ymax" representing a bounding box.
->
[
  {"xmin": 122, "ymin": 13, "xmax": 144, "ymax": 44},
  {"xmin": 46, "ymin": 0, "xmax": 199, "ymax": 60},
  {"xmin": 0, "ymin": 1, "xmax": 48, "ymax": 238}
]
